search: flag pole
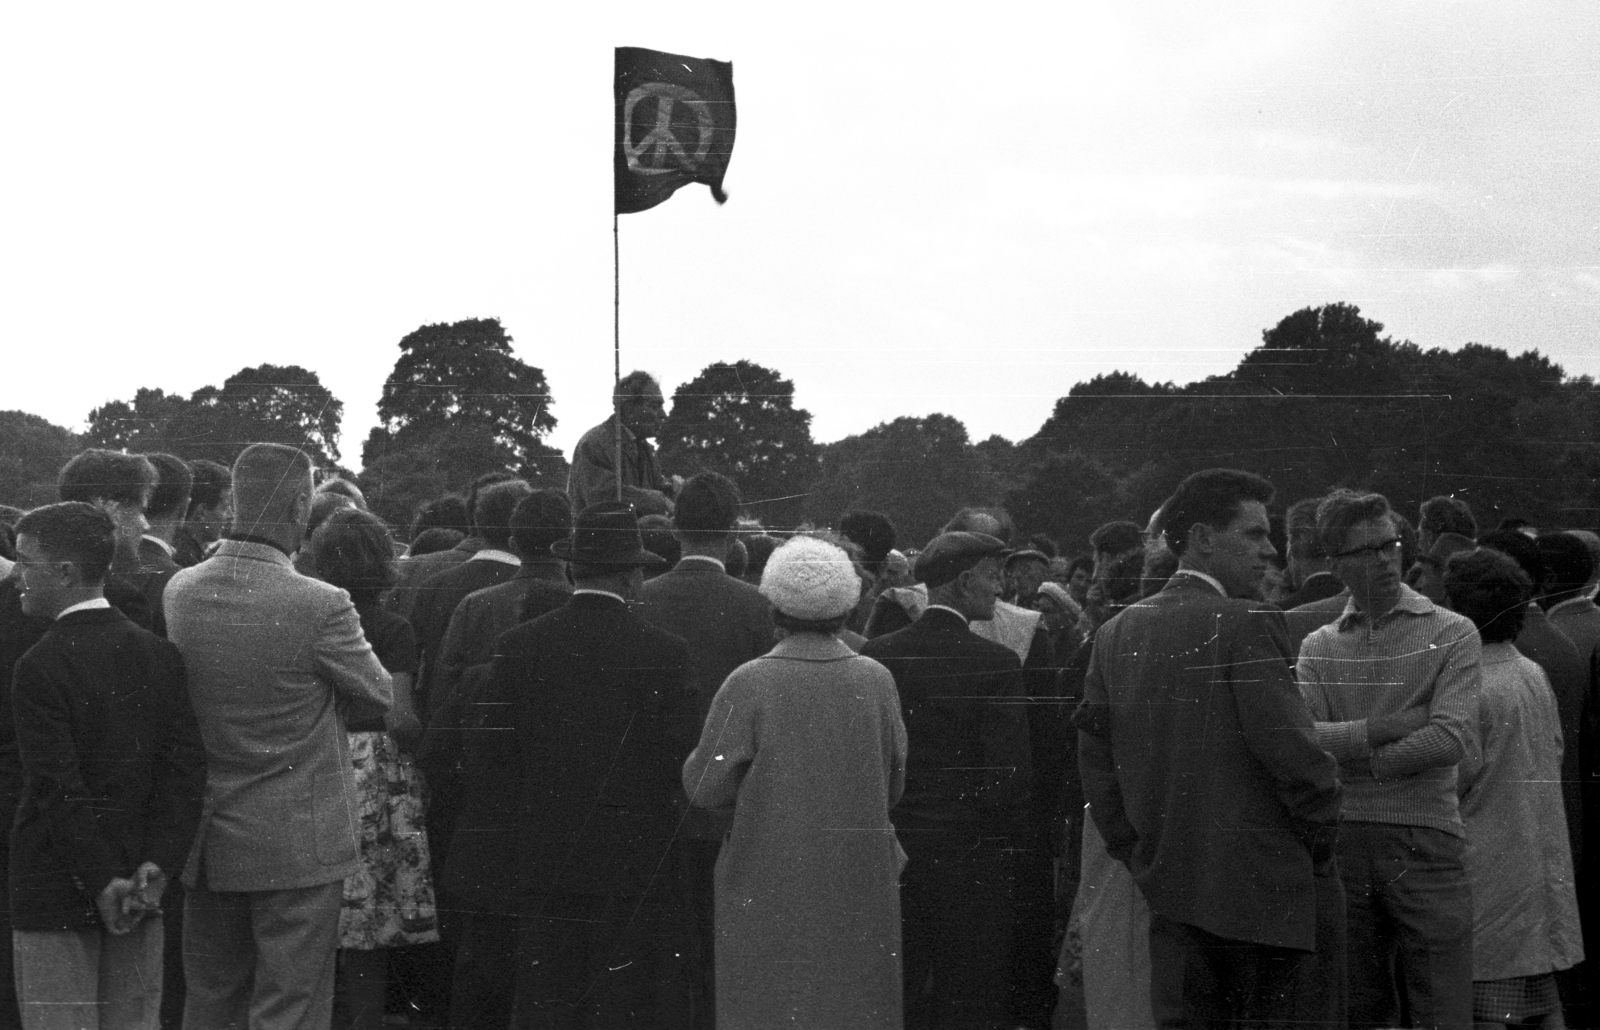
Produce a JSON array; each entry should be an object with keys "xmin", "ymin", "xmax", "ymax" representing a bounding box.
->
[{"xmin": 613, "ymin": 211, "xmax": 623, "ymax": 503}]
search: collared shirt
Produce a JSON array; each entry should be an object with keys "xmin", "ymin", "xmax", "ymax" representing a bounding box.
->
[
  {"xmin": 677, "ymin": 555, "xmax": 726, "ymax": 572},
  {"xmin": 56, "ymin": 598, "xmax": 112, "ymax": 619},
  {"xmin": 1298, "ymin": 584, "xmax": 1481, "ymax": 836},
  {"xmin": 572, "ymin": 588, "xmax": 626, "ymax": 605},
  {"xmin": 468, "ymin": 548, "xmax": 520, "ymax": 567},
  {"xmin": 1169, "ymin": 568, "xmax": 1225, "ymax": 597},
  {"xmin": 924, "ymin": 603, "xmax": 968, "ymax": 623},
  {"xmin": 141, "ymin": 534, "xmax": 176, "ymax": 559}
]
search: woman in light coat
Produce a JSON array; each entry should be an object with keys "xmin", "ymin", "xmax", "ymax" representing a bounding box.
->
[{"xmin": 683, "ymin": 534, "xmax": 908, "ymax": 1030}]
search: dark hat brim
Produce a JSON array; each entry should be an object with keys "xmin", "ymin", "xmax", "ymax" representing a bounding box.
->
[{"xmin": 550, "ymin": 537, "xmax": 661, "ymax": 568}]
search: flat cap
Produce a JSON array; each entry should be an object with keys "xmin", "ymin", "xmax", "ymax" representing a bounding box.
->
[
  {"xmin": 1003, "ymin": 548, "xmax": 1050, "ymax": 569},
  {"xmin": 915, "ymin": 531, "xmax": 1007, "ymax": 588}
]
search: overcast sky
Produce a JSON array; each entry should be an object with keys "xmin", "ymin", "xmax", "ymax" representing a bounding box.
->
[{"xmin": 4, "ymin": 2, "xmax": 1597, "ymax": 462}]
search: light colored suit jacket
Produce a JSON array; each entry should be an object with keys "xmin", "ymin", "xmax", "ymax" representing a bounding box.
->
[{"xmin": 164, "ymin": 539, "xmax": 392, "ymax": 891}]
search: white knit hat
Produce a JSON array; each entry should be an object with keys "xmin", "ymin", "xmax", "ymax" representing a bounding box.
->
[{"xmin": 759, "ymin": 536, "xmax": 863, "ymax": 620}]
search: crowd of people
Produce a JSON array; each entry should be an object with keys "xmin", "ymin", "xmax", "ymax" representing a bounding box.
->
[{"xmin": 0, "ymin": 373, "xmax": 1594, "ymax": 1030}]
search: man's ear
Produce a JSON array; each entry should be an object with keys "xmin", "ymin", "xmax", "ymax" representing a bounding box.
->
[{"xmin": 1186, "ymin": 521, "xmax": 1214, "ymax": 556}]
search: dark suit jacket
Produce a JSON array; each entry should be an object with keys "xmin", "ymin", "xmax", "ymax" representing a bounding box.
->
[
  {"xmin": 383, "ymin": 537, "xmax": 485, "ymax": 621},
  {"xmin": 860, "ymin": 607, "xmax": 1032, "ymax": 831},
  {"xmin": 1280, "ymin": 570, "xmax": 1343, "ymax": 613},
  {"xmin": 1074, "ymin": 574, "xmax": 1342, "ymax": 951},
  {"xmin": 429, "ymin": 561, "xmax": 572, "ymax": 709},
  {"xmin": 9, "ymin": 607, "xmax": 205, "ymax": 930},
  {"xmin": 638, "ymin": 558, "xmax": 775, "ymax": 725},
  {"xmin": 408, "ymin": 554, "xmax": 520, "ymax": 717},
  {"xmin": 125, "ymin": 536, "xmax": 182, "ymax": 636},
  {"xmin": 443, "ymin": 593, "xmax": 693, "ymax": 919}
]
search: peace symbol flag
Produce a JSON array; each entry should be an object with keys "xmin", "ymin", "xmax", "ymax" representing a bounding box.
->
[{"xmin": 614, "ymin": 46, "xmax": 736, "ymax": 215}]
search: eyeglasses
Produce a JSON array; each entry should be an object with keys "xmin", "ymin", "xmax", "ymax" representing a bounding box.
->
[{"xmin": 1333, "ymin": 538, "xmax": 1403, "ymax": 562}]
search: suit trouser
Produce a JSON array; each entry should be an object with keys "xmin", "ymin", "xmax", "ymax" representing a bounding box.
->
[
  {"xmin": 447, "ymin": 911, "xmax": 516, "ymax": 1030},
  {"xmin": 896, "ymin": 817, "xmax": 1014, "ymax": 1030},
  {"xmin": 1339, "ymin": 821, "xmax": 1473, "ymax": 1030},
  {"xmin": 13, "ymin": 920, "xmax": 163, "ymax": 1030},
  {"xmin": 1147, "ymin": 913, "xmax": 1313, "ymax": 1030},
  {"xmin": 181, "ymin": 879, "xmax": 343, "ymax": 1030}
]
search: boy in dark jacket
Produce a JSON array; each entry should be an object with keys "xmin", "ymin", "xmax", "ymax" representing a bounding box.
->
[{"xmin": 8, "ymin": 502, "xmax": 204, "ymax": 1030}]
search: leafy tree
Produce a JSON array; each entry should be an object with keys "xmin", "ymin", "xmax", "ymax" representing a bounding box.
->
[
  {"xmin": 0, "ymin": 411, "xmax": 82, "ymax": 509},
  {"xmin": 359, "ymin": 426, "xmax": 571, "ymax": 531},
  {"xmin": 657, "ymin": 360, "xmax": 819, "ymax": 526},
  {"xmin": 84, "ymin": 365, "xmax": 344, "ymax": 468},
  {"xmin": 805, "ymin": 414, "xmax": 1006, "ymax": 546},
  {"xmin": 371, "ymin": 317, "xmax": 556, "ymax": 468}
]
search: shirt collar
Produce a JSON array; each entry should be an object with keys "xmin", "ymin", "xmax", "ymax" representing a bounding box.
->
[
  {"xmin": 1335, "ymin": 582, "xmax": 1435, "ymax": 631},
  {"xmin": 572, "ymin": 588, "xmax": 627, "ymax": 604},
  {"xmin": 924, "ymin": 603, "xmax": 969, "ymax": 623},
  {"xmin": 1547, "ymin": 595, "xmax": 1596, "ymax": 619},
  {"xmin": 1170, "ymin": 568, "xmax": 1227, "ymax": 597},
  {"xmin": 57, "ymin": 598, "xmax": 112, "ymax": 619},
  {"xmin": 222, "ymin": 532, "xmax": 294, "ymax": 559},
  {"xmin": 677, "ymin": 555, "xmax": 726, "ymax": 572},
  {"xmin": 468, "ymin": 548, "xmax": 521, "ymax": 567},
  {"xmin": 141, "ymin": 534, "xmax": 175, "ymax": 559}
]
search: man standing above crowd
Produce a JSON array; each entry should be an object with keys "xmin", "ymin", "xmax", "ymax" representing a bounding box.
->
[
  {"xmin": 568, "ymin": 370, "xmax": 673, "ymax": 515},
  {"xmin": 1298, "ymin": 490, "xmax": 1481, "ymax": 1030},
  {"xmin": 1075, "ymin": 468, "xmax": 1343, "ymax": 1025},
  {"xmin": 164, "ymin": 443, "xmax": 392, "ymax": 1030}
]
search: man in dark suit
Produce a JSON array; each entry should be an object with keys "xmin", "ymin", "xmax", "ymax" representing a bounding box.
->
[
  {"xmin": 127, "ymin": 453, "xmax": 191, "ymax": 634},
  {"xmin": 638, "ymin": 471, "xmax": 774, "ymax": 1029},
  {"xmin": 1075, "ymin": 468, "xmax": 1343, "ymax": 1026},
  {"xmin": 408, "ymin": 478, "xmax": 531, "ymax": 717},
  {"xmin": 1280, "ymin": 494, "xmax": 1344, "ymax": 611},
  {"xmin": 384, "ymin": 471, "xmax": 519, "ymax": 620},
  {"xmin": 171, "ymin": 460, "xmax": 231, "ymax": 569},
  {"xmin": 8, "ymin": 502, "xmax": 205, "ymax": 1027},
  {"xmin": 463, "ymin": 502, "xmax": 694, "ymax": 1029},
  {"xmin": 860, "ymin": 531, "xmax": 1032, "ymax": 1030}
]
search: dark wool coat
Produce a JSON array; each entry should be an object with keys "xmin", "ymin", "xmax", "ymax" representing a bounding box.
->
[{"xmin": 683, "ymin": 633, "xmax": 906, "ymax": 1030}]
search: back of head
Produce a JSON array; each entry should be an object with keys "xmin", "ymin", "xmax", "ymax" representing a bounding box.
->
[
  {"xmin": 943, "ymin": 507, "xmax": 1015, "ymax": 546},
  {"xmin": 1088, "ymin": 520, "xmax": 1143, "ymax": 557},
  {"xmin": 409, "ymin": 527, "xmax": 464, "ymax": 557},
  {"xmin": 674, "ymin": 472, "xmax": 742, "ymax": 543},
  {"xmin": 58, "ymin": 449, "xmax": 157, "ymax": 508},
  {"xmin": 726, "ymin": 537, "xmax": 749, "ymax": 579},
  {"xmin": 1569, "ymin": 530, "xmax": 1600, "ymax": 587},
  {"xmin": 1026, "ymin": 532, "xmax": 1059, "ymax": 559},
  {"xmin": 1419, "ymin": 495, "xmax": 1476, "ymax": 542},
  {"xmin": 1537, "ymin": 532, "xmax": 1595, "ymax": 597},
  {"xmin": 1314, "ymin": 490, "xmax": 1392, "ymax": 559},
  {"xmin": 466, "ymin": 471, "xmax": 519, "ymax": 534},
  {"xmin": 306, "ymin": 491, "xmax": 356, "ymax": 540},
  {"xmin": 143, "ymin": 452, "xmax": 194, "ymax": 522},
  {"xmin": 1479, "ymin": 528, "xmax": 1545, "ymax": 587},
  {"xmin": 1444, "ymin": 547, "xmax": 1530, "ymax": 643},
  {"xmin": 743, "ymin": 534, "xmax": 779, "ymax": 582},
  {"xmin": 1286, "ymin": 496, "xmax": 1327, "ymax": 562},
  {"xmin": 511, "ymin": 489, "xmax": 573, "ymax": 557},
  {"xmin": 411, "ymin": 495, "xmax": 469, "ymax": 542},
  {"xmin": 15, "ymin": 502, "xmax": 117, "ymax": 585},
  {"xmin": 473, "ymin": 479, "xmax": 534, "ymax": 550},
  {"xmin": 316, "ymin": 476, "xmax": 367, "ymax": 509},
  {"xmin": 231, "ymin": 443, "xmax": 314, "ymax": 533},
  {"xmin": 839, "ymin": 510, "xmax": 897, "ymax": 571},
  {"xmin": 638, "ymin": 513, "xmax": 681, "ymax": 573},
  {"xmin": 186, "ymin": 460, "xmax": 233, "ymax": 516},
  {"xmin": 309, "ymin": 507, "xmax": 396, "ymax": 603},
  {"xmin": 1158, "ymin": 468, "xmax": 1275, "ymax": 558}
]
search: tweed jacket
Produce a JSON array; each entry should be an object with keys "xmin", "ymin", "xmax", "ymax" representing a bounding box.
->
[
  {"xmin": 1075, "ymin": 574, "xmax": 1342, "ymax": 951},
  {"xmin": 9, "ymin": 607, "xmax": 204, "ymax": 930},
  {"xmin": 164, "ymin": 539, "xmax": 392, "ymax": 892}
]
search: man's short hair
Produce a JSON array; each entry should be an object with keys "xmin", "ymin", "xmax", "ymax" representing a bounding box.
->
[
  {"xmin": 614, "ymin": 370, "xmax": 661, "ymax": 405},
  {"xmin": 306, "ymin": 491, "xmax": 356, "ymax": 539},
  {"xmin": 186, "ymin": 460, "xmax": 232, "ymax": 515},
  {"xmin": 1419, "ymin": 496, "xmax": 1477, "ymax": 542},
  {"xmin": 315, "ymin": 477, "xmax": 366, "ymax": 508},
  {"xmin": 726, "ymin": 537, "xmax": 749, "ymax": 579},
  {"xmin": 1089, "ymin": 521, "xmax": 1143, "ymax": 557},
  {"xmin": 1540, "ymin": 532, "xmax": 1597, "ymax": 595},
  {"xmin": 57, "ymin": 449, "xmax": 157, "ymax": 509},
  {"xmin": 1158, "ymin": 468, "xmax": 1275, "ymax": 558},
  {"xmin": 411, "ymin": 495, "xmax": 469, "ymax": 542},
  {"xmin": 943, "ymin": 507, "xmax": 1015, "ymax": 546},
  {"xmin": 675, "ymin": 472, "xmax": 743, "ymax": 540},
  {"xmin": 1314, "ymin": 491, "xmax": 1393, "ymax": 559},
  {"xmin": 15, "ymin": 502, "xmax": 117, "ymax": 585},
  {"xmin": 638, "ymin": 513, "xmax": 681, "ymax": 572},
  {"xmin": 1444, "ymin": 547, "xmax": 1530, "ymax": 644},
  {"xmin": 1286, "ymin": 497, "xmax": 1327, "ymax": 561},
  {"xmin": 142, "ymin": 453, "xmax": 194, "ymax": 522},
  {"xmin": 1067, "ymin": 554, "xmax": 1094, "ymax": 578},
  {"xmin": 473, "ymin": 480, "xmax": 534, "ymax": 549},
  {"xmin": 231, "ymin": 444, "xmax": 314, "ymax": 526},
  {"xmin": 838, "ymin": 510, "xmax": 896, "ymax": 570},
  {"xmin": 409, "ymin": 527, "xmax": 464, "ymax": 557},
  {"xmin": 1479, "ymin": 529, "xmax": 1545, "ymax": 587},
  {"xmin": 467, "ymin": 471, "xmax": 519, "ymax": 534},
  {"xmin": 511, "ymin": 489, "xmax": 573, "ymax": 556},
  {"xmin": 743, "ymin": 534, "xmax": 779, "ymax": 580}
]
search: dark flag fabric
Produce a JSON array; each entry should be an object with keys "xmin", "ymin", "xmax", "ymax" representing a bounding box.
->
[{"xmin": 614, "ymin": 46, "xmax": 736, "ymax": 215}]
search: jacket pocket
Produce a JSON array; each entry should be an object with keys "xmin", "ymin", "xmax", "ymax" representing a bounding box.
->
[{"xmin": 311, "ymin": 770, "xmax": 358, "ymax": 866}]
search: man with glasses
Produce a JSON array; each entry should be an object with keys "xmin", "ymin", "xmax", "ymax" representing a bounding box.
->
[{"xmin": 1298, "ymin": 491, "xmax": 1481, "ymax": 1030}]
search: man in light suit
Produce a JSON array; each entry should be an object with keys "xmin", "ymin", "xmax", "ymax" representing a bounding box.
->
[
  {"xmin": 1075, "ymin": 468, "xmax": 1344, "ymax": 1026},
  {"xmin": 164, "ymin": 443, "xmax": 392, "ymax": 1030}
]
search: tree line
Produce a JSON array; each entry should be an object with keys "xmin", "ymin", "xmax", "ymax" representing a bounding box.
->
[{"xmin": 4, "ymin": 303, "xmax": 1597, "ymax": 550}]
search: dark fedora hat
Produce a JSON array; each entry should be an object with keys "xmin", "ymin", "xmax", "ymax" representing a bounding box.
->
[{"xmin": 551, "ymin": 501, "xmax": 662, "ymax": 567}]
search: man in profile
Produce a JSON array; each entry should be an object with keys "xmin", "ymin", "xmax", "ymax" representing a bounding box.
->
[
  {"xmin": 568, "ymin": 371, "xmax": 673, "ymax": 515},
  {"xmin": 164, "ymin": 443, "xmax": 392, "ymax": 1030},
  {"xmin": 1076, "ymin": 468, "xmax": 1343, "ymax": 1025}
]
